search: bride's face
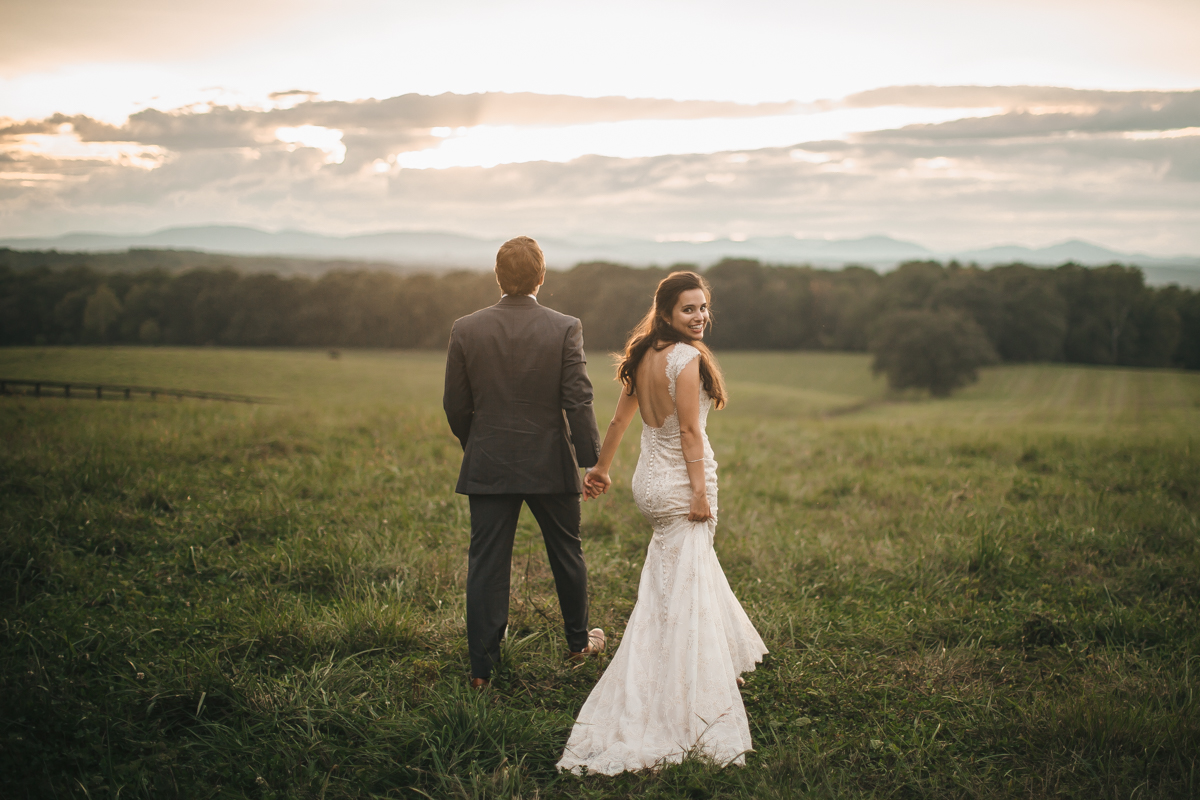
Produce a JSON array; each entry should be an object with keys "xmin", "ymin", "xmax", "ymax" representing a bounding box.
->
[{"xmin": 666, "ymin": 288, "xmax": 710, "ymax": 341}]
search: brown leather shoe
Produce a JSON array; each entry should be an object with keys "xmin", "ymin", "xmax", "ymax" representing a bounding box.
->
[
  {"xmin": 469, "ymin": 677, "xmax": 490, "ymax": 689},
  {"xmin": 566, "ymin": 628, "xmax": 606, "ymax": 663}
]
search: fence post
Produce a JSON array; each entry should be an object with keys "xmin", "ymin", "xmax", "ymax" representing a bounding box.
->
[
  {"xmin": 124, "ymin": 388, "xmax": 131, "ymax": 400},
  {"xmin": 64, "ymin": 385, "xmax": 70, "ymax": 398},
  {"xmin": 96, "ymin": 386, "xmax": 102, "ymax": 399},
  {"xmin": 35, "ymin": 383, "xmax": 40, "ymax": 397}
]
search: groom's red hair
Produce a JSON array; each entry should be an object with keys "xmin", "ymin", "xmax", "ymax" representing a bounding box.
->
[{"xmin": 495, "ymin": 236, "xmax": 546, "ymax": 296}]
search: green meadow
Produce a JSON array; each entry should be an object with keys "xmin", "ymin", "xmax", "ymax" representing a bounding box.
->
[{"xmin": 1, "ymin": 347, "xmax": 1198, "ymax": 799}]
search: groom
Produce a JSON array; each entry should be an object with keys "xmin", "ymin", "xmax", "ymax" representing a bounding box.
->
[{"xmin": 443, "ymin": 236, "xmax": 606, "ymax": 688}]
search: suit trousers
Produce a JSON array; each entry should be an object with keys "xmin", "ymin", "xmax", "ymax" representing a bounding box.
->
[{"xmin": 467, "ymin": 493, "xmax": 589, "ymax": 679}]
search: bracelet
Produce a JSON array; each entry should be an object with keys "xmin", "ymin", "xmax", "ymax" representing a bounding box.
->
[{"xmin": 685, "ymin": 457, "xmax": 705, "ymax": 463}]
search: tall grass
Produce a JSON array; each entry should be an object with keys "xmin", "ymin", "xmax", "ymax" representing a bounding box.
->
[{"xmin": 1, "ymin": 348, "xmax": 1197, "ymax": 798}]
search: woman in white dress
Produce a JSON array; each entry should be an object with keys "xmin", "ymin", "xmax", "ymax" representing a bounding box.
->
[{"xmin": 557, "ymin": 271, "xmax": 768, "ymax": 776}]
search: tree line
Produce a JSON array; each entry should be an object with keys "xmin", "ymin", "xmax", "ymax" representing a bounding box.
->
[{"xmin": 2, "ymin": 255, "xmax": 1198, "ymax": 371}]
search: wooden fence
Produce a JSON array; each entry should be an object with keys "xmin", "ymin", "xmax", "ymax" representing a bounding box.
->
[{"xmin": 0, "ymin": 378, "xmax": 272, "ymax": 404}]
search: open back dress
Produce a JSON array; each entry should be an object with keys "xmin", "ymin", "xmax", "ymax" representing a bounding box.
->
[{"xmin": 557, "ymin": 343, "xmax": 768, "ymax": 775}]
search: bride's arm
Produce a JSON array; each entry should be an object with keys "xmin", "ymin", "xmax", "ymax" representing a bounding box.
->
[
  {"xmin": 583, "ymin": 387, "xmax": 639, "ymax": 499},
  {"xmin": 675, "ymin": 359, "xmax": 713, "ymax": 521}
]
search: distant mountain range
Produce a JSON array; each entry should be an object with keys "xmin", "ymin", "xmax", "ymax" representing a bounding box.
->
[{"xmin": 3, "ymin": 225, "xmax": 1198, "ymax": 286}]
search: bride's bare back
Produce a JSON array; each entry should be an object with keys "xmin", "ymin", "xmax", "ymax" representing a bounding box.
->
[{"xmin": 633, "ymin": 344, "xmax": 678, "ymax": 428}]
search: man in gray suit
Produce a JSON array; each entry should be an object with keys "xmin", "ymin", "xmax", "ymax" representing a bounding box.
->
[{"xmin": 444, "ymin": 236, "xmax": 605, "ymax": 688}]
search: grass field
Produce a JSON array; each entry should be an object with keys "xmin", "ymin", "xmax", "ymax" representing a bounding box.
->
[{"xmin": 1, "ymin": 347, "xmax": 1198, "ymax": 799}]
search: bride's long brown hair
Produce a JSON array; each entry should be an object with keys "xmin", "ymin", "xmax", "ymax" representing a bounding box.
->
[{"xmin": 616, "ymin": 271, "xmax": 727, "ymax": 408}]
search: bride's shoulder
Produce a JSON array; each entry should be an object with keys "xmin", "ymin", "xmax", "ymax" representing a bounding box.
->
[
  {"xmin": 667, "ymin": 341, "xmax": 701, "ymax": 362},
  {"xmin": 665, "ymin": 342, "xmax": 701, "ymax": 382}
]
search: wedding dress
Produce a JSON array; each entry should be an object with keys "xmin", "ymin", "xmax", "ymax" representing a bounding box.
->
[{"xmin": 557, "ymin": 343, "xmax": 768, "ymax": 776}]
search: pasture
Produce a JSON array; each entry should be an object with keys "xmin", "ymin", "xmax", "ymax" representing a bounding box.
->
[{"xmin": 1, "ymin": 347, "xmax": 1198, "ymax": 799}]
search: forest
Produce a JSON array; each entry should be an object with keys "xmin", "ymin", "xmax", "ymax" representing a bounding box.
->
[{"xmin": 2, "ymin": 250, "xmax": 1199, "ymax": 370}]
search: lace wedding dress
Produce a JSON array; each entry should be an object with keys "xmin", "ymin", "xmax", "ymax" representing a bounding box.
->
[{"xmin": 557, "ymin": 343, "xmax": 768, "ymax": 776}]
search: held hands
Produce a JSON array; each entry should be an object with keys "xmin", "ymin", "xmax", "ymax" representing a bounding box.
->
[
  {"xmin": 688, "ymin": 490, "xmax": 713, "ymax": 522},
  {"xmin": 583, "ymin": 467, "xmax": 611, "ymax": 500}
]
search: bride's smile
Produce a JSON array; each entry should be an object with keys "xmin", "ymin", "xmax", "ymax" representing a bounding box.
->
[{"xmin": 668, "ymin": 288, "xmax": 709, "ymax": 341}]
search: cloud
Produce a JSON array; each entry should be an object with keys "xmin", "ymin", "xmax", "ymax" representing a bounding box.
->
[
  {"xmin": 1, "ymin": 87, "xmax": 1198, "ymax": 254},
  {"xmin": 842, "ymin": 84, "xmax": 1186, "ymax": 112},
  {"xmin": 1, "ymin": 91, "xmax": 809, "ymax": 170},
  {"xmin": 8, "ymin": 87, "xmax": 1195, "ymax": 164},
  {"xmin": 269, "ymin": 90, "xmax": 320, "ymax": 100},
  {"xmin": 858, "ymin": 89, "xmax": 1200, "ymax": 140},
  {"xmin": 4, "ymin": 92, "xmax": 803, "ymax": 143}
]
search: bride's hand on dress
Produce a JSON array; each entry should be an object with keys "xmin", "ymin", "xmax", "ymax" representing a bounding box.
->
[
  {"xmin": 688, "ymin": 491, "xmax": 713, "ymax": 521},
  {"xmin": 583, "ymin": 468, "xmax": 611, "ymax": 499}
]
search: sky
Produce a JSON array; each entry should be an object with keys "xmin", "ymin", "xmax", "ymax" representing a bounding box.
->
[{"xmin": 1, "ymin": 0, "xmax": 1199, "ymax": 254}]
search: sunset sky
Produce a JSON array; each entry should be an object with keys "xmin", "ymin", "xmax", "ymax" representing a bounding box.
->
[{"xmin": 2, "ymin": 0, "xmax": 1199, "ymax": 253}]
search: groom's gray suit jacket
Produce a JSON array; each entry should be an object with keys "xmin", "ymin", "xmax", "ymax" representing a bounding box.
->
[{"xmin": 443, "ymin": 294, "xmax": 601, "ymax": 495}]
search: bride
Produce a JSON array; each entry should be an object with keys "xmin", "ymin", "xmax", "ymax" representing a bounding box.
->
[{"xmin": 556, "ymin": 271, "xmax": 768, "ymax": 776}]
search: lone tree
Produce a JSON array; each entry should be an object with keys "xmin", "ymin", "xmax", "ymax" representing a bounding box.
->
[{"xmin": 870, "ymin": 308, "xmax": 998, "ymax": 397}]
